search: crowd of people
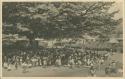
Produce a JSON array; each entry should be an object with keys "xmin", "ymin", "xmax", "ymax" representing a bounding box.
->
[{"xmin": 2, "ymin": 48, "xmax": 121, "ymax": 76}]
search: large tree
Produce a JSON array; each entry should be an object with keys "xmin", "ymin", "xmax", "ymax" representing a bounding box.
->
[{"xmin": 2, "ymin": 2, "xmax": 121, "ymax": 41}]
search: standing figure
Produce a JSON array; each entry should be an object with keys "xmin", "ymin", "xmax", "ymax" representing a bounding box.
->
[
  {"xmin": 105, "ymin": 64, "xmax": 111, "ymax": 76},
  {"xmin": 15, "ymin": 56, "xmax": 19, "ymax": 70},
  {"xmin": 22, "ymin": 62, "xmax": 28, "ymax": 73},
  {"xmin": 89, "ymin": 66, "xmax": 96, "ymax": 77},
  {"xmin": 43, "ymin": 57, "xmax": 47, "ymax": 68},
  {"xmin": 68, "ymin": 56, "xmax": 75, "ymax": 69},
  {"xmin": 7, "ymin": 58, "xmax": 12, "ymax": 71},
  {"xmin": 55, "ymin": 56, "xmax": 62, "ymax": 67}
]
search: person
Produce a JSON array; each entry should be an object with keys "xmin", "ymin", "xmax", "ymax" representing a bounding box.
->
[
  {"xmin": 3, "ymin": 62, "xmax": 8, "ymax": 69},
  {"xmin": 15, "ymin": 61, "xmax": 18, "ymax": 70},
  {"xmin": 43, "ymin": 57, "xmax": 47, "ymax": 68},
  {"xmin": 87, "ymin": 59, "xmax": 91, "ymax": 66},
  {"xmin": 76, "ymin": 54, "xmax": 82, "ymax": 67},
  {"xmin": 7, "ymin": 58, "xmax": 12, "ymax": 71},
  {"xmin": 104, "ymin": 52, "xmax": 110, "ymax": 60},
  {"xmin": 117, "ymin": 66, "xmax": 123, "ymax": 73},
  {"xmin": 77, "ymin": 59, "xmax": 82, "ymax": 67},
  {"xmin": 22, "ymin": 62, "xmax": 28, "ymax": 73},
  {"xmin": 105, "ymin": 64, "xmax": 111, "ymax": 76},
  {"xmin": 100, "ymin": 56, "xmax": 104, "ymax": 65},
  {"xmin": 68, "ymin": 56, "xmax": 75, "ymax": 69},
  {"xmin": 31, "ymin": 56, "xmax": 37, "ymax": 67},
  {"xmin": 89, "ymin": 65, "xmax": 96, "ymax": 77},
  {"xmin": 37, "ymin": 56, "xmax": 41, "ymax": 66},
  {"xmin": 19, "ymin": 56, "xmax": 23, "ymax": 65},
  {"xmin": 2, "ymin": 55, "xmax": 7, "ymax": 68},
  {"xmin": 55, "ymin": 56, "xmax": 62, "ymax": 67},
  {"xmin": 27, "ymin": 61, "xmax": 32, "ymax": 68},
  {"xmin": 7, "ymin": 64, "xmax": 12, "ymax": 71},
  {"xmin": 83, "ymin": 56, "xmax": 87, "ymax": 66},
  {"xmin": 111, "ymin": 61, "xmax": 117, "ymax": 74},
  {"xmin": 34, "ymin": 55, "xmax": 38, "ymax": 67},
  {"xmin": 15, "ymin": 56, "xmax": 19, "ymax": 70}
]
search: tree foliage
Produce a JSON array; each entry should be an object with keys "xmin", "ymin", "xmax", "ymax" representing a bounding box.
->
[{"xmin": 2, "ymin": 2, "xmax": 122, "ymax": 40}]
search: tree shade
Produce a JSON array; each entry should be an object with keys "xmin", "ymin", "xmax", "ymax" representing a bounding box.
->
[{"xmin": 2, "ymin": 2, "xmax": 121, "ymax": 40}]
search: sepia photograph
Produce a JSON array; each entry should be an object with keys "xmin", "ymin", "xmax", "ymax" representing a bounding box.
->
[{"xmin": 2, "ymin": 1, "xmax": 123, "ymax": 77}]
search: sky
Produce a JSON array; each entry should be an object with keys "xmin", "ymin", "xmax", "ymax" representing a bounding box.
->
[{"xmin": 110, "ymin": 2, "xmax": 123, "ymax": 19}]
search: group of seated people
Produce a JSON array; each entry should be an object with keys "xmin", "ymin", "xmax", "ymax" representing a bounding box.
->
[
  {"xmin": 2, "ymin": 48, "xmax": 122, "ymax": 76},
  {"xmin": 2, "ymin": 48, "xmax": 121, "ymax": 76}
]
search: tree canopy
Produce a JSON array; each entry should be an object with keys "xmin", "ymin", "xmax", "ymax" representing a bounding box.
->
[{"xmin": 2, "ymin": 2, "xmax": 122, "ymax": 40}]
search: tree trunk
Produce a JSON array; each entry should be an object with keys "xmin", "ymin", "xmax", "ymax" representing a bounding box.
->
[{"xmin": 29, "ymin": 39, "xmax": 38, "ymax": 49}]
